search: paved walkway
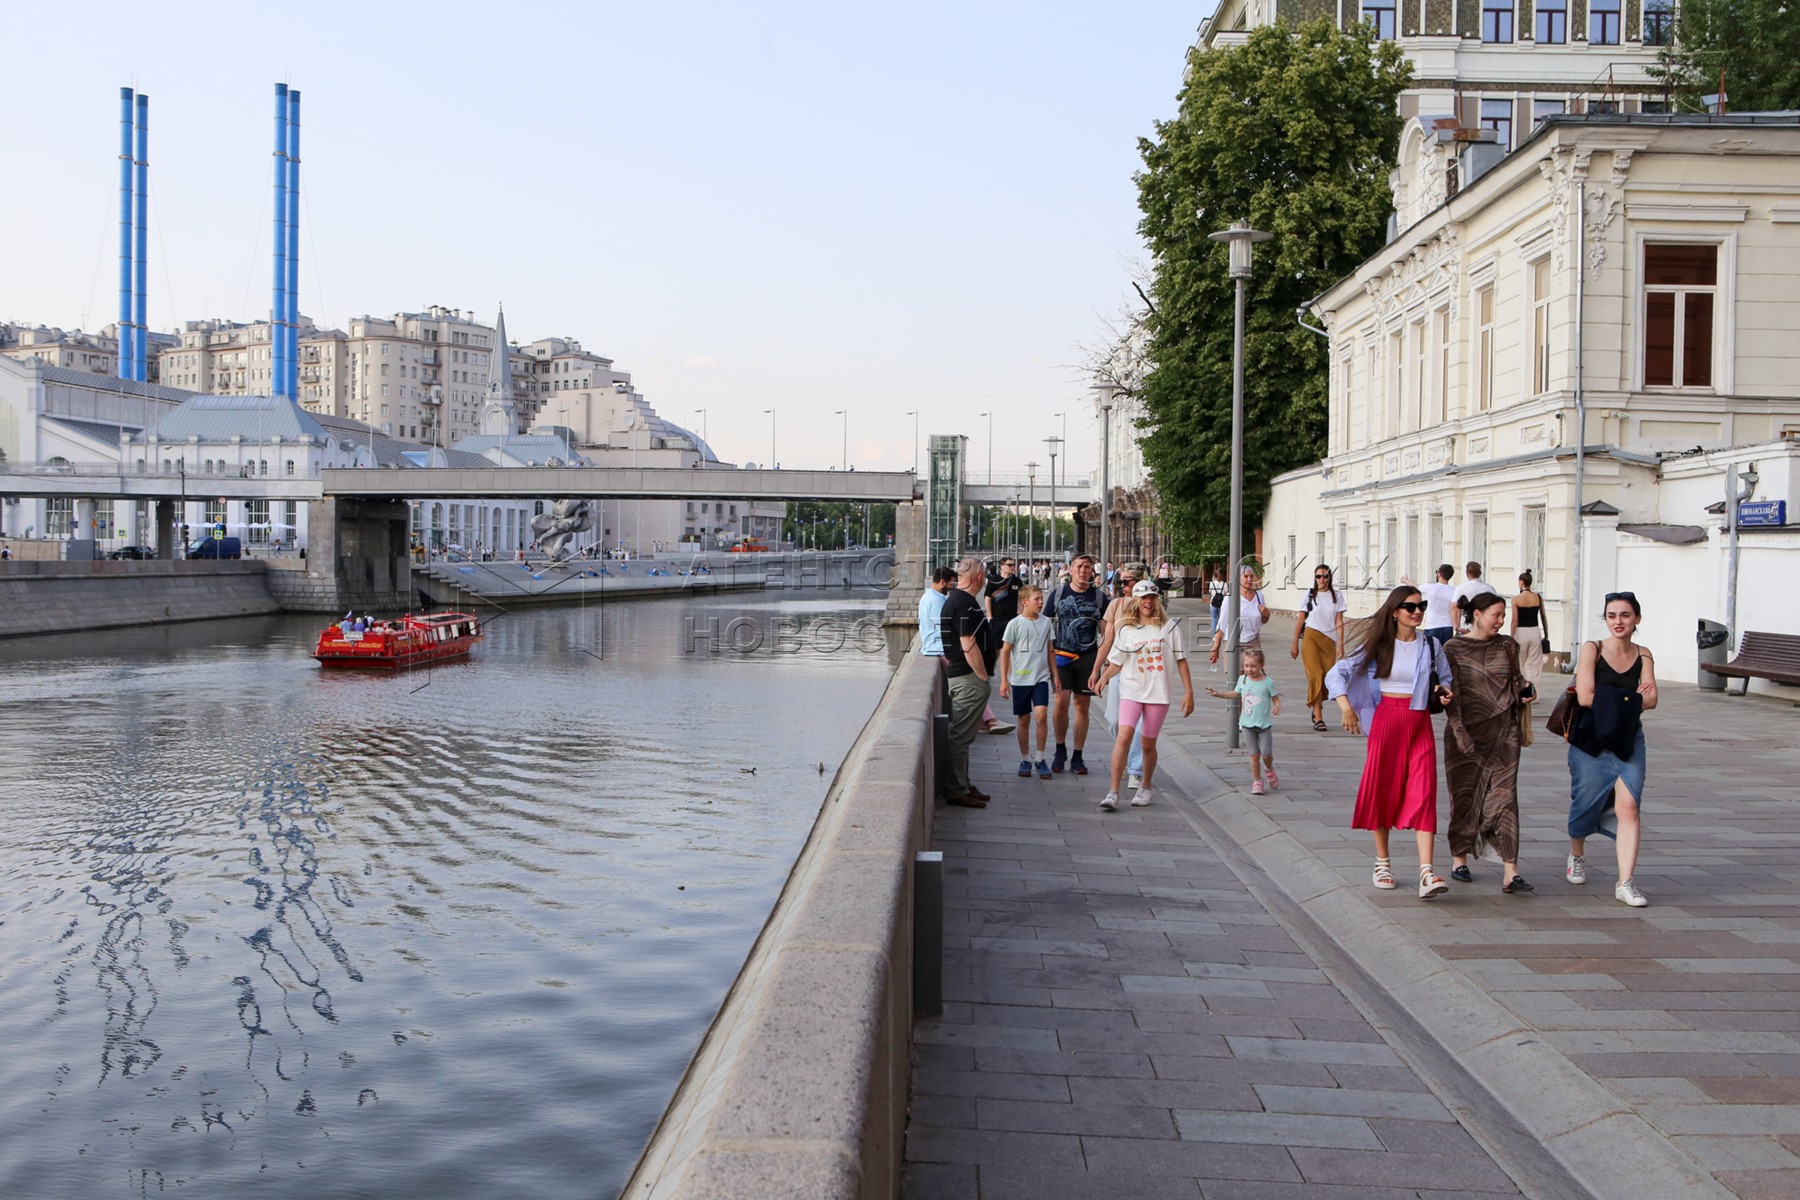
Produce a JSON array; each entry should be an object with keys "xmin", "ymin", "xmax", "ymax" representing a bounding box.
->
[{"xmin": 902, "ymin": 600, "xmax": 1800, "ymax": 1199}]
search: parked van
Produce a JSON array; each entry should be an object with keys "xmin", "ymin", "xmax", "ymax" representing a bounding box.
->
[{"xmin": 187, "ymin": 537, "xmax": 243, "ymax": 560}]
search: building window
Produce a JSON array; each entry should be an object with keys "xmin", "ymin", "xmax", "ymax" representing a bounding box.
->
[
  {"xmin": 1431, "ymin": 307, "xmax": 1450, "ymax": 426},
  {"xmin": 1589, "ymin": 0, "xmax": 1621, "ymax": 44},
  {"xmin": 1427, "ymin": 512, "xmax": 1444, "ymax": 569},
  {"xmin": 1643, "ymin": 0, "xmax": 1674, "ymax": 45},
  {"xmin": 1475, "ymin": 285, "xmax": 1495, "ymax": 413},
  {"xmin": 1383, "ymin": 516, "xmax": 1399, "ymax": 586},
  {"xmin": 1521, "ymin": 504, "xmax": 1547, "ymax": 580},
  {"xmin": 1468, "ymin": 510, "xmax": 1489, "ymax": 566},
  {"xmin": 1362, "ymin": 0, "xmax": 1396, "ymax": 38},
  {"xmin": 47, "ymin": 498, "xmax": 73, "ymax": 537},
  {"xmin": 1482, "ymin": 0, "xmax": 1514, "ymax": 42},
  {"xmin": 1479, "ymin": 98, "xmax": 1514, "ymax": 151},
  {"xmin": 1531, "ymin": 257, "xmax": 1553, "ymax": 395},
  {"xmin": 1404, "ymin": 514, "xmax": 1420, "ymax": 584},
  {"xmin": 1532, "ymin": 98, "xmax": 1567, "ymax": 130},
  {"xmin": 1643, "ymin": 243, "xmax": 1717, "ymax": 388},
  {"xmin": 1534, "ymin": 0, "xmax": 1567, "ymax": 42},
  {"xmin": 1388, "ymin": 330, "xmax": 1405, "ymax": 438}
]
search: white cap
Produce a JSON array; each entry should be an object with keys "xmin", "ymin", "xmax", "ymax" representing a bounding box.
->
[{"xmin": 1131, "ymin": 580, "xmax": 1160, "ymax": 598}]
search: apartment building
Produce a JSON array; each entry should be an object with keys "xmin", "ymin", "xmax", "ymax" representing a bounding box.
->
[
  {"xmin": 1199, "ymin": 0, "xmax": 1673, "ymax": 146},
  {"xmin": 2, "ymin": 323, "xmax": 121, "ymax": 376}
]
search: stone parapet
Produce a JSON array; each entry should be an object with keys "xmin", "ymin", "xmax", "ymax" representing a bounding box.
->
[
  {"xmin": 623, "ymin": 652, "xmax": 940, "ymax": 1199},
  {"xmin": 0, "ymin": 560, "xmax": 279, "ymax": 638}
]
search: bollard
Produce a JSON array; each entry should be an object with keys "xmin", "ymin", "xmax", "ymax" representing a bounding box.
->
[
  {"xmin": 914, "ymin": 850, "xmax": 943, "ymax": 1014},
  {"xmin": 932, "ymin": 713, "xmax": 950, "ymax": 801}
]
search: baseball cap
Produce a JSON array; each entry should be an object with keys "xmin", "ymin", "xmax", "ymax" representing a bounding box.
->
[{"xmin": 1131, "ymin": 580, "xmax": 1159, "ymax": 598}]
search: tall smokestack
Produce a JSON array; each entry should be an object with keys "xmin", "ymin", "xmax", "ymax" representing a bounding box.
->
[
  {"xmin": 118, "ymin": 87, "xmax": 134, "ymax": 380},
  {"xmin": 272, "ymin": 83, "xmax": 289, "ymax": 399},
  {"xmin": 286, "ymin": 88, "xmax": 301, "ymax": 403},
  {"xmin": 134, "ymin": 92, "xmax": 149, "ymax": 383}
]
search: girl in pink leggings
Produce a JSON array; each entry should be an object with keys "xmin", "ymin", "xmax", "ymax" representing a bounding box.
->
[{"xmin": 1093, "ymin": 581, "xmax": 1194, "ymax": 811}]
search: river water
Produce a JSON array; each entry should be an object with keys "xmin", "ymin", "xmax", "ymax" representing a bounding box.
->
[{"xmin": 0, "ymin": 590, "xmax": 899, "ymax": 1199}]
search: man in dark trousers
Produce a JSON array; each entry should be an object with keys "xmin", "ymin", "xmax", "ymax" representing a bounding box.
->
[
  {"xmin": 940, "ymin": 556, "xmax": 995, "ymax": 808},
  {"xmin": 1046, "ymin": 554, "xmax": 1104, "ymax": 775}
]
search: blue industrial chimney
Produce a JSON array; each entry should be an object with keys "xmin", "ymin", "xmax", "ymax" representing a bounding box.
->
[
  {"xmin": 118, "ymin": 88, "xmax": 134, "ymax": 380},
  {"xmin": 272, "ymin": 84, "xmax": 289, "ymax": 399},
  {"xmin": 133, "ymin": 92, "xmax": 148, "ymax": 382}
]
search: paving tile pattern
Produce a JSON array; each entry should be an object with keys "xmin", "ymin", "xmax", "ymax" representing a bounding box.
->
[
  {"xmin": 1063, "ymin": 601, "xmax": 1798, "ymax": 1197},
  {"xmin": 900, "ymin": 633, "xmax": 1523, "ymax": 1197}
]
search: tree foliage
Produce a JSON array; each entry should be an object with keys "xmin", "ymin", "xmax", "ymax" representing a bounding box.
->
[
  {"xmin": 1134, "ymin": 20, "xmax": 1409, "ymax": 560},
  {"xmin": 1649, "ymin": 0, "xmax": 1800, "ymax": 113}
]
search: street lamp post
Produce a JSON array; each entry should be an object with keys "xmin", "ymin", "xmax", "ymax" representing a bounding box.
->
[
  {"xmin": 905, "ymin": 410, "xmax": 919, "ymax": 473},
  {"xmin": 835, "ymin": 409, "xmax": 848, "ymax": 471},
  {"xmin": 979, "ymin": 411, "xmax": 993, "ymax": 483},
  {"xmin": 1096, "ymin": 387, "xmax": 1114, "ymax": 584},
  {"xmin": 694, "ymin": 408, "xmax": 707, "ymax": 445},
  {"xmin": 1025, "ymin": 461, "xmax": 1039, "ymax": 563},
  {"xmin": 763, "ymin": 407, "xmax": 776, "ymax": 469},
  {"xmin": 1209, "ymin": 219, "xmax": 1272, "ymax": 752},
  {"xmin": 1045, "ymin": 435, "xmax": 1062, "ymax": 565}
]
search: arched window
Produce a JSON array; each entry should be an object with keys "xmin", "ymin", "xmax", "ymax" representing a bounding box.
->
[
  {"xmin": 260, "ymin": 459, "xmax": 269, "ymax": 476},
  {"xmin": 204, "ymin": 459, "xmax": 214, "ymax": 475},
  {"xmin": 286, "ymin": 459, "xmax": 296, "ymax": 477}
]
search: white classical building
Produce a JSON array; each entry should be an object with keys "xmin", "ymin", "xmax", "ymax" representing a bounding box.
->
[{"xmin": 1262, "ymin": 112, "xmax": 1800, "ymax": 688}]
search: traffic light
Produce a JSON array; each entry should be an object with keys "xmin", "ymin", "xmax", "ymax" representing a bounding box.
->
[{"xmin": 181, "ymin": 524, "xmax": 190, "ymax": 541}]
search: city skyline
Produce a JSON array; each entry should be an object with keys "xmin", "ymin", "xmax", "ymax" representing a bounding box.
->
[{"xmin": 0, "ymin": 1, "xmax": 1212, "ymax": 479}]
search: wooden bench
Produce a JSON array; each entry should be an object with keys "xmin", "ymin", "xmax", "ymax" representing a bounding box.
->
[{"xmin": 1702, "ymin": 631, "xmax": 1800, "ymax": 694}]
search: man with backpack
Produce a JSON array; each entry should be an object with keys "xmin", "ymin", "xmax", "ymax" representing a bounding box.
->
[{"xmin": 1046, "ymin": 554, "xmax": 1105, "ymax": 775}]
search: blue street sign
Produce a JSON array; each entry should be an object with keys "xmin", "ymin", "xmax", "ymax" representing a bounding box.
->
[{"xmin": 1737, "ymin": 500, "xmax": 1787, "ymax": 527}]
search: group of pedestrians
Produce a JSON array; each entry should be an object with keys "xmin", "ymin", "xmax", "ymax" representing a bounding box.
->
[{"xmin": 1326, "ymin": 569, "xmax": 1658, "ymax": 908}]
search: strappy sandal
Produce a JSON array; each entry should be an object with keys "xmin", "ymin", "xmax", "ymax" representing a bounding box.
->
[
  {"xmin": 1312, "ymin": 718, "xmax": 1328, "ymax": 732},
  {"xmin": 1372, "ymin": 858, "xmax": 1395, "ymax": 890}
]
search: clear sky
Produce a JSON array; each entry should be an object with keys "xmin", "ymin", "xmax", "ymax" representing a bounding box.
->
[{"xmin": 1, "ymin": 1, "xmax": 1211, "ymax": 480}]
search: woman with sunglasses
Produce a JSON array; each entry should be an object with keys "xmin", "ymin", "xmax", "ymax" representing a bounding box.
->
[
  {"xmin": 1292, "ymin": 565, "xmax": 1346, "ymax": 732},
  {"xmin": 1327, "ymin": 585, "xmax": 1456, "ymax": 899},
  {"xmin": 1566, "ymin": 591, "xmax": 1658, "ymax": 906}
]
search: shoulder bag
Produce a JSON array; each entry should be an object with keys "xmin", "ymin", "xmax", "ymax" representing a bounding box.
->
[
  {"xmin": 1425, "ymin": 641, "xmax": 1446, "ymax": 714},
  {"xmin": 1539, "ymin": 601, "xmax": 1552, "ymax": 657},
  {"xmin": 1545, "ymin": 640, "xmax": 1589, "ymax": 739}
]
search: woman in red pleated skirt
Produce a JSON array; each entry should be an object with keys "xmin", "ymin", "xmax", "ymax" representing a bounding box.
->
[{"xmin": 1326, "ymin": 585, "xmax": 1456, "ymax": 900}]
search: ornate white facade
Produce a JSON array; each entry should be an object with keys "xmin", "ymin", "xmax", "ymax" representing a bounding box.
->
[{"xmin": 1263, "ymin": 114, "xmax": 1800, "ymax": 679}]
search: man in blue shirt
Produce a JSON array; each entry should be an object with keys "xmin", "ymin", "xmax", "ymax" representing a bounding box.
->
[{"xmin": 918, "ymin": 566, "xmax": 955, "ymax": 656}]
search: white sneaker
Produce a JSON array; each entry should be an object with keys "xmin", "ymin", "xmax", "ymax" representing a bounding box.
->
[
  {"xmin": 1131, "ymin": 787, "xmax": 1152, "ymax": 807},
  {"xmin": 1100, "ymin": 791, "xmax": 1119, "ymax": 812},
  {"xmin": 1566, "ymin": 854, "xmax": 1587, "ymax": 885},
  {"xmin": 1615, "ymin": 879, "xmax": 1649, "ymax": 907},
  {"xmin": 1126, "ymin": 774, "xmax": 1142, "ymax": 790}
]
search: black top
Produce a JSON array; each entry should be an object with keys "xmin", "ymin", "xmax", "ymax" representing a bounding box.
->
[
  {"xmin": 985, "ymin": 574, "xmax": 1023, "ymax": 650},
  {"xmin": 1515, "ymin": 603, "xmax": 1541, "ymax": 628},
  {"xmin": 940, "ymin": 589, "xmax": 993, "ymax": 678},
  {"xmin": 1573, "ymin": 646, "xmax": 1644, "ymax": 759}
]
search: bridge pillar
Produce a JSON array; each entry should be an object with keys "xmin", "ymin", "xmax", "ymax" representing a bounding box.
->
[
  {"xmin": 267, "ymin": 497, "xmax": 411, "ymax": 612},
  {"xmin": 882, "ymin": 500, "xmax": 929, "ymax": 626},
  {"xmin": 154, "ymin": 500, "xmax": 176, "ymax": 559}
]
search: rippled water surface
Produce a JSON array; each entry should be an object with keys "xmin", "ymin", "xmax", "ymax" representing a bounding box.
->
[{"xmin": 0, "ymin": 592, "xmax": 897, "ymax": 1198}]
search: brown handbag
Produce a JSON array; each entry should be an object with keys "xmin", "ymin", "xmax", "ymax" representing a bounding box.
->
[{"xmin": 1545, "ymin": 640, "xmax": 1589, "ymax": 739}]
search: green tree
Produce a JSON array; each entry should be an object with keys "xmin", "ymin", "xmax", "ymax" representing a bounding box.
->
[
  {"xmin": 1649, "ymin": 0, "xmax": 1800, "ymax": 113},
  {"xmin": 1134, "ymin": 20, "xmax": 1409, "ymax": 559}
]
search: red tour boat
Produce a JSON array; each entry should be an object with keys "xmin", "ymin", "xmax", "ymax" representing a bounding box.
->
[{"xmin": 313, "ymin": 611, "xmax": 483, "ymax": 669}]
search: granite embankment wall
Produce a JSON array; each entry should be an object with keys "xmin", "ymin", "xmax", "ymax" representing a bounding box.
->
[
  {"xmin": 0, "ymin": 560, "xmax": 280, "ymax": 639},
  {"xmin": 623, "ymin": 649, "xmax": 940, "ymax": 1200}
]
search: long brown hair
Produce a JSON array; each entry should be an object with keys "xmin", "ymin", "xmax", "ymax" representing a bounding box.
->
[{"xmin": 1359, "ymin": 585, "xmax": 1424, "ymax": 679}]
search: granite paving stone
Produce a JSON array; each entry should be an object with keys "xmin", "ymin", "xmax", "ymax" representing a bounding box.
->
[{"xmin": 903, "ymin": 653, "xmax": 1526, "ymax": 1198}]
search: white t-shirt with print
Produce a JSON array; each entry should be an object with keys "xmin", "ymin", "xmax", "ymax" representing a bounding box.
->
[{"xmin": 1108, "ymin": 621, "xmax": 1188, "ymax": 705}]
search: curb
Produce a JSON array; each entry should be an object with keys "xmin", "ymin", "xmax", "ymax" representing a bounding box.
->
[{"xmin": 1135, "ymin": 721, "xmax": 1731, "ymax": 1200}]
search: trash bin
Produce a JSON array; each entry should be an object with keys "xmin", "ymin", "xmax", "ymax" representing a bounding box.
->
[{"xmin": 1697, "ymin": 619, "xmax": 1729, "ymax": 691}]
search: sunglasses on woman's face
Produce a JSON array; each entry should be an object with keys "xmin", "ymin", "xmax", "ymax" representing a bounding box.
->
[{"xmin": 1395, "ymin": 601, "xmax": 1427, "ymax": 614}]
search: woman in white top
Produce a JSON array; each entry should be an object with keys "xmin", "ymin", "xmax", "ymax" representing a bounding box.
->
[
  {"xmin": 1094, "ymin": 581, "xmax": 1194, "ymax": 812},
  {"xmin": 1291, "ymin": 564, "xmax": 1346, "ymax": 732},
  {"xmin": 1209, "ymin": 565, "xmax": 1269, "ymax": 666}
]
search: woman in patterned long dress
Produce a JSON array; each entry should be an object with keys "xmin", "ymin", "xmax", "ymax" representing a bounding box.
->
[{"xmin": 1443, "ymin": 592, "xmax": 1538, "ymax": 893}]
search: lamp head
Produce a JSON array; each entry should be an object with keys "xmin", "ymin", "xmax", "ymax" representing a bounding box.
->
[{"xmin": 1208, "ymin": 220, "xmax": 1273, "ymax": 279}]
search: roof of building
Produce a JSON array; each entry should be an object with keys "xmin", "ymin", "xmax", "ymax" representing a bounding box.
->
[
  {"xmin": 312, "ymin": 412, "xmax": 490, "ymax": 469},
  {"xmin": 44, "ymin": 416, "xmax": 135, "ymax": 447},
  {"xmin": 452, "ymin": 432, "xmax": 586, "ymax": 466},
  {"xmin": 134, "ymin": 394, "xmax": 330, "ymax": 443}
]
